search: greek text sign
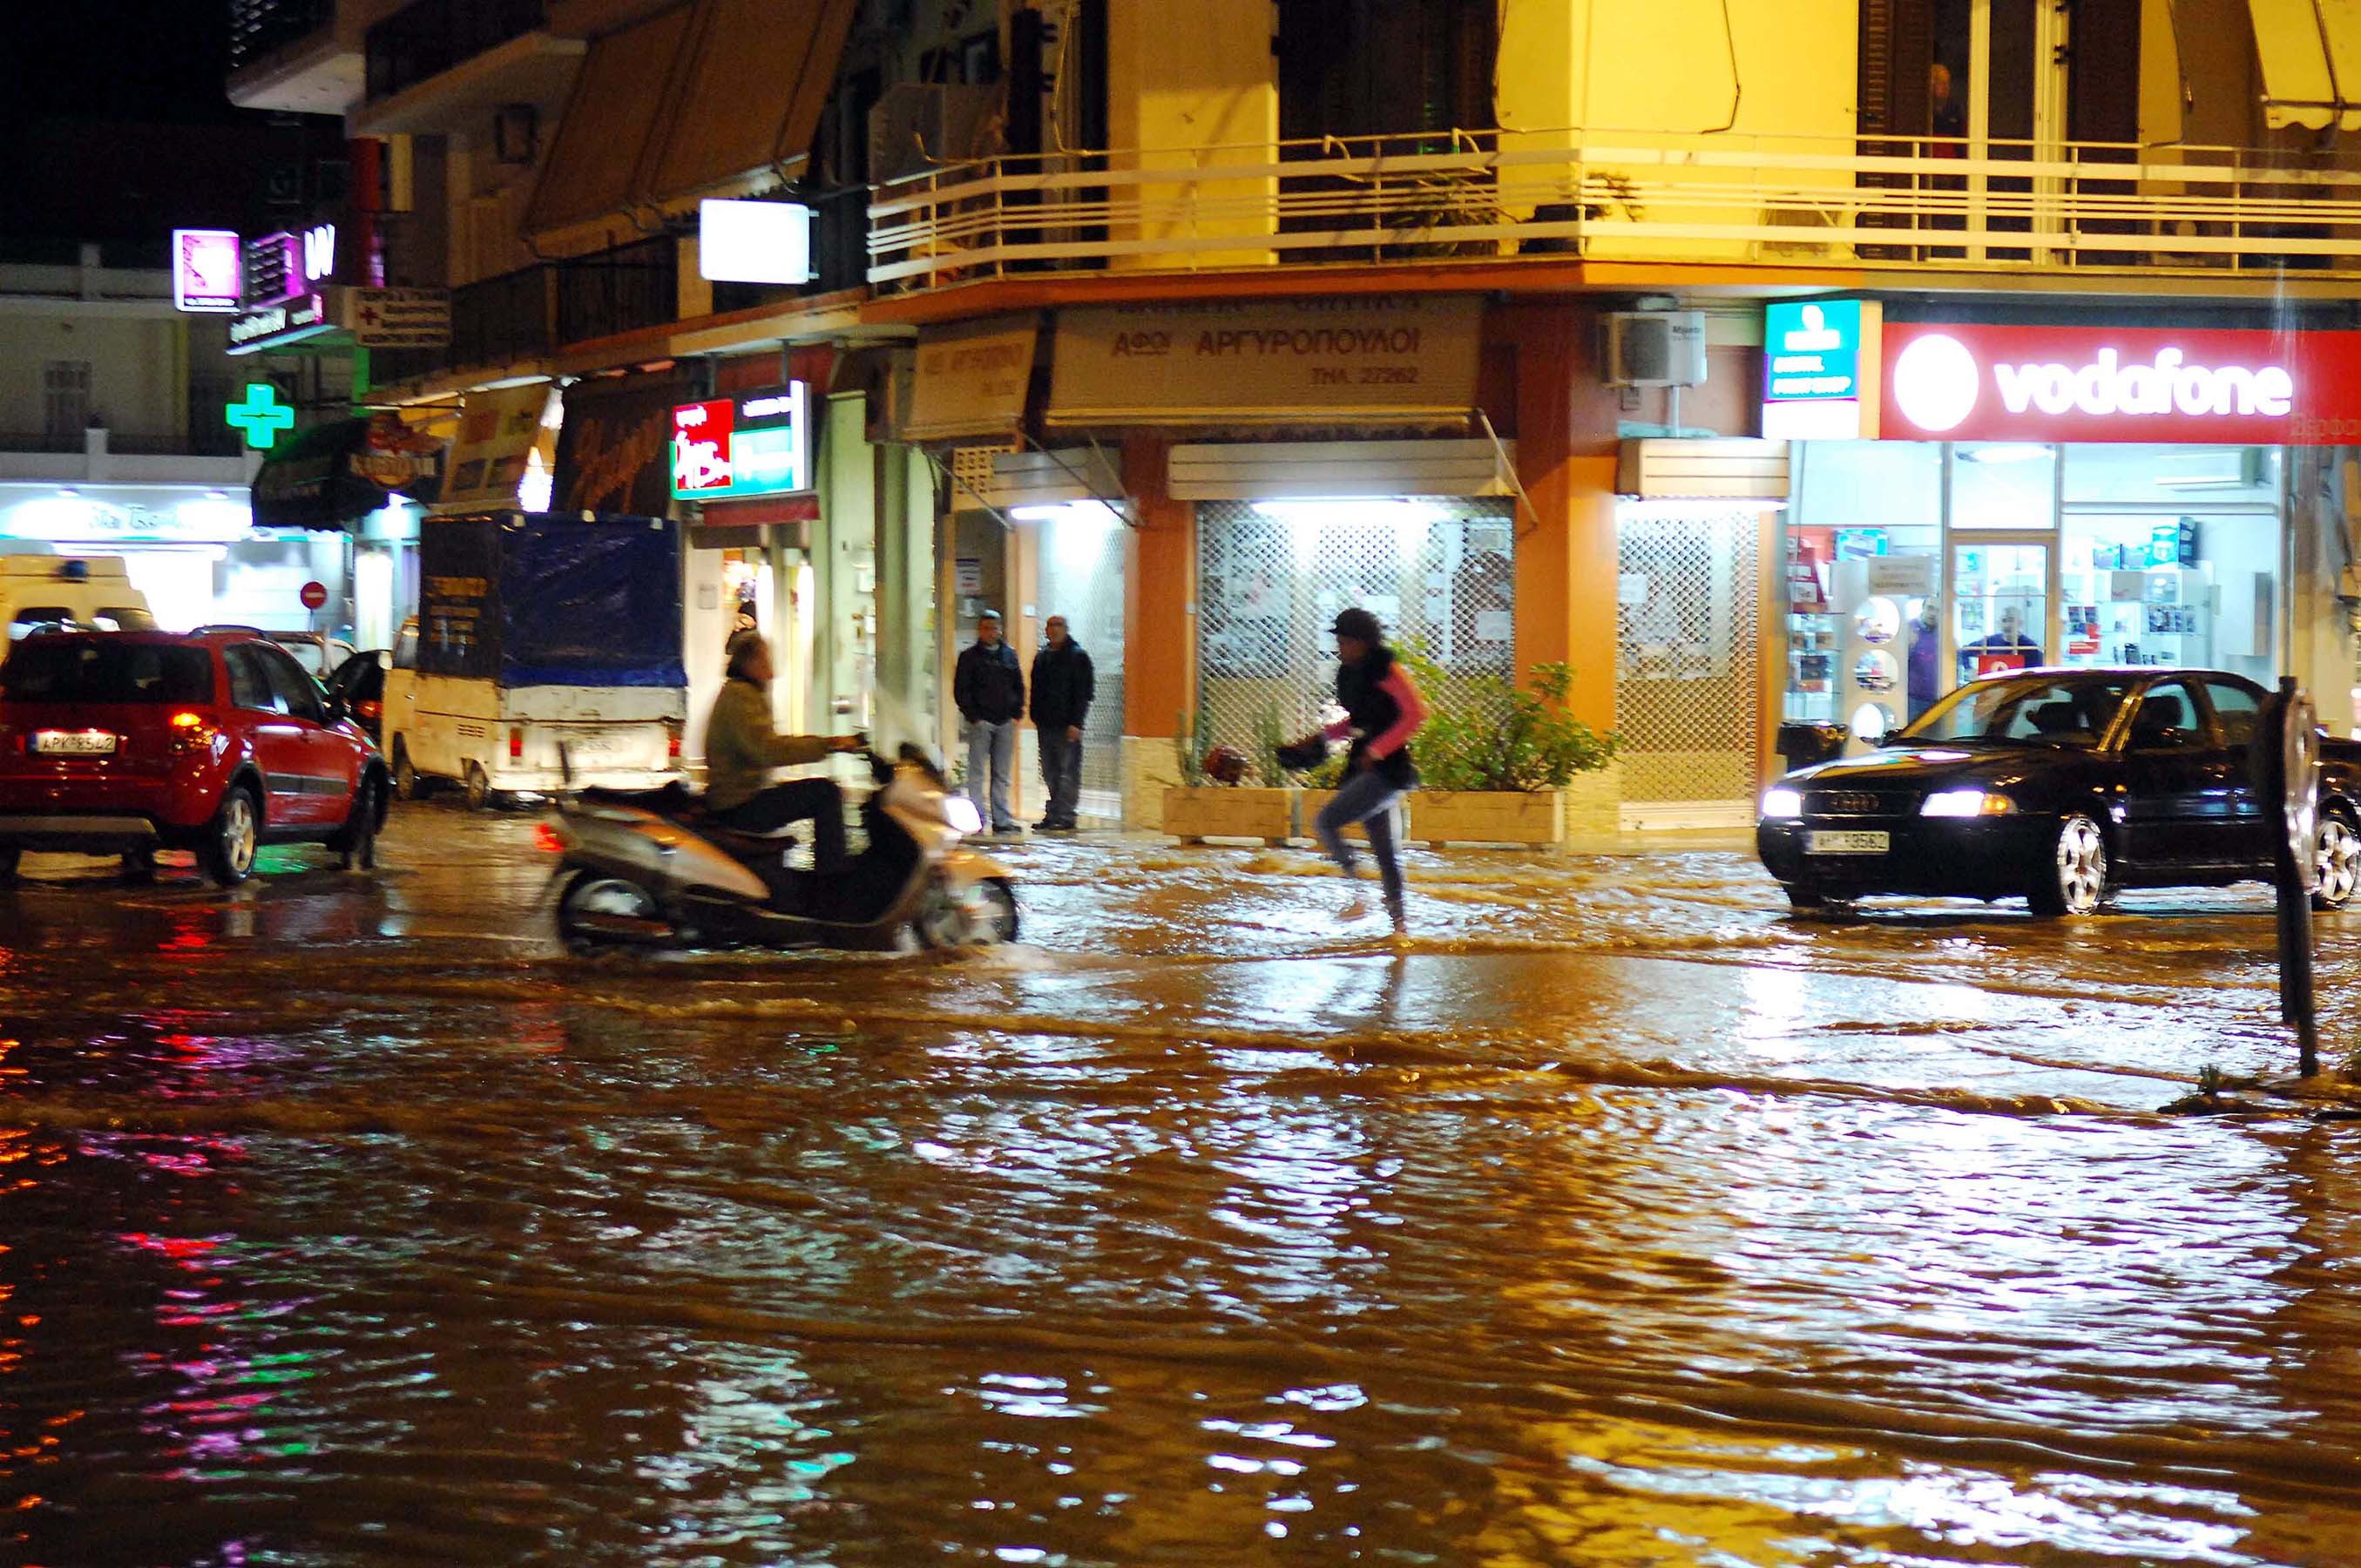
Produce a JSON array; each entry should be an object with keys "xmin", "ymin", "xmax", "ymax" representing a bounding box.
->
[
  {"xmin": 1881, "ymin": 323, "xmax": 2361, "ymax": 444},
  {"xmin": 1048, "ymin": 297, "xmax": 1483, "ymax": 424},
  {"xmin": 904, "ymin": 318, "xmax": 1038, "ymax": 440}
]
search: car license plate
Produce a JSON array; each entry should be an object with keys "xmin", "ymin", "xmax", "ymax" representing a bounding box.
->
[
  {"xmin": 565, "ymin": 731, "xmax": 619, "ymax": 754},
  {"xmin": 1807, "ymin": 829, "xmax": 1888, "ymax": 855},
  {"xmin": 32, "ymin": 729, "xmax": 118, "ymax": 756}
]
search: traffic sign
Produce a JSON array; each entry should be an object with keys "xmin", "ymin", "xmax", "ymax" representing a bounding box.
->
[{"xmin": 300, "ymin": 580, "xmax": 328, "ymax": 611}]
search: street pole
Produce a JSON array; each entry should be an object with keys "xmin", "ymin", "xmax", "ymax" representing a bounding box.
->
[{"xmin": 2257, "ymin": 677, "xmax": 2320, "ymax": 1077}]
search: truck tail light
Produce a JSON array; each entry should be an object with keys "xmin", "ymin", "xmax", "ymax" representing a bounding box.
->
[
  {"xmin": 168, "ymin": 711, "xmax": 220, "ymax": 756},
  {"xmin": 666, "ymin": 723, "xmax": 683, "ymax": 760},
  {"xmin": 509, "ymin": 727, "xmax": 524, "ymax": 761}
]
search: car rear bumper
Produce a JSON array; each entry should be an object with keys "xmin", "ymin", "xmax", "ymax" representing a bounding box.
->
[
  {"xmin": 0, "ymin": 813, "xmax": 163, "ymax": 852},
  {"xmin": 1758, "ymin": 815, "xmax": 2060, "ymax": 897}
]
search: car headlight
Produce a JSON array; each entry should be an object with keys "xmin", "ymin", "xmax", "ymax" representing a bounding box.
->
[
  {"xmin": 1760, "ymin": 787, "xmax": 1804, "ymax": 820},
  {"xmin": 1920, "ymin": 788, "xmax": 2016, "ymax": 817},
  {"xmin": 944, "ymin": 795, "xmax": 983, "ymax": 835}
]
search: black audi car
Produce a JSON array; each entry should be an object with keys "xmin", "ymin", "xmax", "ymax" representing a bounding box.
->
[{"xmin": 1758, "ymin": 668, "xmax": 2361, "ymax": 916}]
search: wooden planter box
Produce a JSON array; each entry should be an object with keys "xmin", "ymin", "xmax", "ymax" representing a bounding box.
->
[
  {"xmin": 1416, "ymin": 788, "xmax": 1568, "ymax": 848},
  {"xmin": 1298, "ymin": 789, "xmax": 1408, "ymax": 844},
  {"xmin": 1163, "ymin": 787, "xmax": 1295, "ymax": 845}
]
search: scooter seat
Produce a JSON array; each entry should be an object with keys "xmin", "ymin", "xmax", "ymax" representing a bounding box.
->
[{"xmin": 700, "ymin": 821, "xmax": 802, "ymax": 860}]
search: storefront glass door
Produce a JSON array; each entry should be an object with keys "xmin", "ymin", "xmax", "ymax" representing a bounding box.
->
[{"xmin": 1952, "ymin": 537, "xmax": 2053, "ymax": 686}]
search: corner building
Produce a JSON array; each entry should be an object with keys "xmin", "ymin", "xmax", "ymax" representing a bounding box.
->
[{"xmin": 231, "ymin": 0, "xmax": 2361, "ymax": 825}]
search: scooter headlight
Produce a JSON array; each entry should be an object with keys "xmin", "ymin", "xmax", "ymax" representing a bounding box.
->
[{"xmin": 944, "ymin": 795, "xmax": 983, "ymax": 835}]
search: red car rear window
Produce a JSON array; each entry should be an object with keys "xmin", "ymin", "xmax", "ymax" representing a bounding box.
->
[{"xmin": 1, "ymin": 642, "xmax": 213, "ymax": 704}]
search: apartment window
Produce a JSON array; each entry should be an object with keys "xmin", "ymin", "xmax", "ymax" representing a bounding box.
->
[
  {"xmin": 43, "ymin": 362, "xmax": 91, "ymax": 440},
  {"xmin": 1276, "ymin": 0, "xmax": 1497, "ymax": 145}
]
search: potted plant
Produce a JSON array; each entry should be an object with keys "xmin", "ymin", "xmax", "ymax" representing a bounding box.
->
[{"xmin": 1161, "ymin": 709, "xmax": 1296, "ymax": 845}]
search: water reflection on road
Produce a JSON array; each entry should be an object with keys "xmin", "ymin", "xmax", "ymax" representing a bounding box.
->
[{"xmin": 4, "ymin": 806, "xmax": 2360, "ymax": 1564}]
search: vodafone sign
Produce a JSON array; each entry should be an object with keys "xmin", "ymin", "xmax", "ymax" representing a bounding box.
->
[{"xmin": 1880, "ymin": 322, "xmax": 2361, "ymax": 444}]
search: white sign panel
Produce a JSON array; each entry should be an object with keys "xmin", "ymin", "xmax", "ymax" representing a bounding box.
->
[
  {"xmin": 699, "ymin": 199, "xmax": 813, "ymax": 285},
  {"xmin": 337, "ymin": 287, "xmax": 452, "ymax": 348}
]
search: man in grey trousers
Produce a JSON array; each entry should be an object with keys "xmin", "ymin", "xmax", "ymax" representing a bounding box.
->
[{"xmin": 952, "ymin": 609, "xmax": 1025, "ymax": 835}]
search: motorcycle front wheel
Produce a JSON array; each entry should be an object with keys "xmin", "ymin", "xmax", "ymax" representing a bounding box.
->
[{"xmin": 914, "ymin": 875, "xmax": 1019, "ymax": 949}]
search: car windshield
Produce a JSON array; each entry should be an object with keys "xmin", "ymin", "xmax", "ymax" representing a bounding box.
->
[
  {"xmin": 1896, "ymin": 675, "xmax": 2134, "ymax": 747},
  {"xmin": 1, "ymin": 641, "xmax": 213, "ymax": 704}
]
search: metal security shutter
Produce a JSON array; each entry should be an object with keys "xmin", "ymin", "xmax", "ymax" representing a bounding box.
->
[
  {"xmin": 1195, "ymin": 497, "xmax": 1512, "ymax": 775},
  {"xmin": 1614, "ymin": 506, "xmax": 1763, "ymax": 821}
]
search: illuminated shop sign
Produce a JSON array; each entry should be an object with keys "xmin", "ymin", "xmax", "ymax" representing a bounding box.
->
[
  {"xmin": 226, "ymin": 292, "xmax": 332, "ymax": 356},
  {"xmin": 0, "ymin": 493, "xmax": 254, "ymax": 543},
  {"xmin": 1877, "ymin": 322, "xmax": 2361, "ymax": 443},
  {"xmin": 242, "ymin": 223, "xmax": 337, "ymax": 307},
  {"xmin": 173, "ymin": 228, "xmax": 241, "ymax": 313},
  {"xmin": 670, "ymin": 383, "xmax": 809, "ymax": 500},
  {"xmin": 698, "ymin": 199, "xmax": 813, "ymax": 285}
]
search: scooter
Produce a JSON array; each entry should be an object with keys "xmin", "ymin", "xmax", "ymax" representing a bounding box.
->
[{"xmin": 545, "ymin": 745, "xmax": 1019, "ymax": 952}]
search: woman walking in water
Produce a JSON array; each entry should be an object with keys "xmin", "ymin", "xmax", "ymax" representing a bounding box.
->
[{"xmin": 1302, "ymin": 607, "xmax": 1427, "ymax": 936}]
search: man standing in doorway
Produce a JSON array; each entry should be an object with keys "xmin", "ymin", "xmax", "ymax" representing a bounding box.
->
[
  {"xmin": 954, "ymin": 608, "xmax": 1025, "ymax": 835},
  {"xmin": 1030, "ymin": 613, "xmax": 1095, "ymax": 834}
]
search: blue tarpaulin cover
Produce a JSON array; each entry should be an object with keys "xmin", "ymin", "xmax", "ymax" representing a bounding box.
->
[{"xmin": 418, "ymin": 511, "xmax": 685, "ymax": 688}]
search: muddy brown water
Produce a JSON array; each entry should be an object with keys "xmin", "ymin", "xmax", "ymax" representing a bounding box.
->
[{"xmin": 4, "ymin": 805, "xmax": 2360, "ymax": 1565}]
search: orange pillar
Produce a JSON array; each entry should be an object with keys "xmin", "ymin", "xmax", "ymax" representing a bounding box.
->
[
  {"xmin": 1122, "ymin": 435, "xmax": 1195, "ymax": 825},
  {"xmin": 1506, "ymin": 303, "xmax": 1620, "ymax": 734}
]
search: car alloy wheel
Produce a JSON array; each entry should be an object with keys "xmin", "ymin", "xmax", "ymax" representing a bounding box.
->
[
  {"xmin": 203, "ymin": 787, "xmax": 259, "ymax": 887},
  {"xmin": 2036, "ymin": 813, "xmax": 2107, "ymax": 917},
  {"xmin": 2315, "ymin": 813, "xmax": 2361, "ymax": 911}
]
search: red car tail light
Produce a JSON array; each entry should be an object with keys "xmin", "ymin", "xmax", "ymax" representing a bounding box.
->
[
  {"xmin": 356, "ymin": 700, "xmax": 382, "ymax": 721},
  {"xmin": 509, "ymin": 727, "xmax": 524, "ymax": 761},
  {"xmin": 167, "ymin": 710, "xmax": 221, "ymax": 756}
]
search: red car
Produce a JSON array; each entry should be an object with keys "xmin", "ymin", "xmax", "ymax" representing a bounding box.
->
[{"xmin": 0, "ymin": 630, "xmax": 389, "ymax": 886}]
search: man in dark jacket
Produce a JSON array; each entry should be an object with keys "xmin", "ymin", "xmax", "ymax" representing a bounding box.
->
[
  {"xmin": 1029, "ymin": 613, "xmax": 1095, "ymax": 833},
  {"xmin": 953, "ymin": 609, "xmax": 1025, "ymax": 834}
]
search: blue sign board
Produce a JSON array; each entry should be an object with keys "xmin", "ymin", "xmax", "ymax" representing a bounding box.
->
[{"xmin": 1763, "ymin": 300, "xmax": 1862, "ymax": 404}]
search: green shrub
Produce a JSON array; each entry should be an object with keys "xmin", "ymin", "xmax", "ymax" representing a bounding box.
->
[{"xmin": 1395, "ymin": 651, "xmax": 1618, "ymax": 793}]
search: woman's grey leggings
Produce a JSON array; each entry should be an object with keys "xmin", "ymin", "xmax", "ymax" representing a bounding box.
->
[{"xmin": 1315, "ymin": 768, "xmax": 1406, "ymax": 915}]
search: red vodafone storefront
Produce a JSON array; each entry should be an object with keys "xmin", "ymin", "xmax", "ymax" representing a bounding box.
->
[{"xmin": 1779, "ymin": 314, "xmax": 2361, "ymax": 745}]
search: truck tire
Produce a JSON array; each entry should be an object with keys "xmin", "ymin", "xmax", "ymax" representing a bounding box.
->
[{"xmin": 464, "ymin": 762, "xmax": 493, "ymax": 811}]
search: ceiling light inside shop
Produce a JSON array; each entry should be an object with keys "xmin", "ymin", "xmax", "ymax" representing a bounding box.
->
[{"xmin": 1958, "ymin": 444, "xmax": 2051, "ymax": 464}]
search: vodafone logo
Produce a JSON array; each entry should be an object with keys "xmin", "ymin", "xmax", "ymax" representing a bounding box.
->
[
  {"xmin": 1890, "ymin": 330, "xmax": 2296, "ymax": 434},
  {"xmin": 1891, "ymin": 334, "xmax": 1980, "ymax": 432}
]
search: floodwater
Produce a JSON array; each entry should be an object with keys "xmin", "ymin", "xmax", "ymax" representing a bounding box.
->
[{"xmin": 6, "ymin": 806, "xmax": 2361, "ymax": 1565}]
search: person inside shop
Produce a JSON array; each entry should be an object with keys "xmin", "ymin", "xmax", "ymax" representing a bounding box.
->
[
  {"xmin": 1029, "ymin": 613, "xmax": 1095, "ymax": 835},
  {"xmin": 1907, "ymin": 599, "xmax": 1942, "ymax": 720},
  {"xmin": 1959, "ymin": 603, "xmax": 2045, "ymax": 679},
  {"xmin": 703, "ymin": 629, "xmax": 865, "ymax": 871},
  {"xmin": 954, "ymin": 608, "xmax": 1025, "ymax": 835}
]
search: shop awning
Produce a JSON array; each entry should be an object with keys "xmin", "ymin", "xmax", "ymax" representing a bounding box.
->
[
  {"xmin": 525, "ymin": 0, "xmax": 856, "ymax": 243},
  {"xmin": 2248, "ymin": 0, "xmax": 2361, "ymax": 131},
  {"xmin": 524, "ymin": 3, "xmax": 697, "ymax": 238},
  {"xmin": 636, "ymin": 0, "xmax": 857, "ymax": 213},
  {"xmin": 251, "ymin": 416, "xmax": 446, "ymax": 532}
]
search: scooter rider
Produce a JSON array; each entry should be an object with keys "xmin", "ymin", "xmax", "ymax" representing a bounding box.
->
[{"xmin": 706, "ymin": 630, "xmax": 864, "ymax": 870}]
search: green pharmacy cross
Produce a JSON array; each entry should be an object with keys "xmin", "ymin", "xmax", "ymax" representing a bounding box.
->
[{"xmin": 225, "ymin": 383, "xmax": 294, "ymax": 449}]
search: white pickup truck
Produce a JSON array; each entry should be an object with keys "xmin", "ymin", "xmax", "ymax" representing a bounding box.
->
[{"xmin": 383, "ymin": 511, "xmax": 688, "ymax": 808}]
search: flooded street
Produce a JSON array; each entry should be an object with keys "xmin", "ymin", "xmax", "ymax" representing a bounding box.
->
[{"xmin": 7, "ymin": 806, "xmax": 2361, "ymax": 1565}]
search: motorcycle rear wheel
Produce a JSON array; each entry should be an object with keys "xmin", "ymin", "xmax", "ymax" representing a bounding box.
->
[{"xmin": 556, "ymin": 873, "xmax": 666, "ymax": 953}]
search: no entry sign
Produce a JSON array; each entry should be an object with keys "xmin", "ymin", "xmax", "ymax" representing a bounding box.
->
[{"xmin": 300, "ymin": 580, "xmax": 328, "ymax": 611}]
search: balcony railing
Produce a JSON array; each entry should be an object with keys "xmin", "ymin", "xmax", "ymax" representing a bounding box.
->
[
  {"xmin": 366, "ymin": 0, "xmax": 545, "ymax": 103},
  {"xmin": 228, "ymin": 0, "xmax": 335, "ymax": 71},
  {"xmin": 867, "ymin": 126, "xmax": 2361, "ymax": 291},
  {"xmin": 369, "ymin": 235, "xmax": 679, "ymax": 386}
]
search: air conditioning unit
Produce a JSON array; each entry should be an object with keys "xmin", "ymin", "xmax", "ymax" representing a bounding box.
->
[
  {"xmin": 1601, "ymin": 311, "xmax": 1708, "ymax": 389},
  {"xmin": 869, "ymin": 83, "xmax": 1005, "ymax": 185}
]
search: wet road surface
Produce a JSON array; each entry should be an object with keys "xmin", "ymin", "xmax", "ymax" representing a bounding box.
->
[{"xmin": 6, "ymin": 804, "xmax": 2361, "ymax": 1565}]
